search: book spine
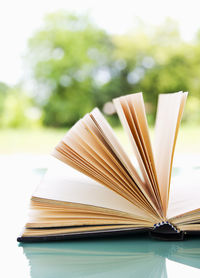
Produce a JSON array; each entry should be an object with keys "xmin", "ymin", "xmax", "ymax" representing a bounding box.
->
[{"xmin": 150, "ymin": 222, "xmax": 185, "ymax": 241}]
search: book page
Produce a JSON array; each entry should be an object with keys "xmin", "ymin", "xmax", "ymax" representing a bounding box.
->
[
  {"xmin": 154, "ymin": 92, "xmax": 187, "ymax": 215},
  {"xmin": 167, "ymin": 168, "xmax": 200, "ymax": 219},
  {"xmin": 113, "ymin": 93, "xmax": 163, "ymax": 217},
  {"xmin": 33, "ymin": 156, "xmax": 149, "ymax": 220},
  {"xmin": 90, "ymin": 108, "xmax": 143, "ymax": 187},
  {"xmin": 113, "ymin": 94, "xmax": 152, "ymax": 188},
  {"xmin": 89, "ymin": 108, "xmax": 160, "ymax": 217},
  {"xmin": 53, "ymin": 111, "xmax": 161, "ymax": 220}
]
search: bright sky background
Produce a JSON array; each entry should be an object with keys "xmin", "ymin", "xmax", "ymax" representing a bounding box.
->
[{"xmin": 1, "ymin": 0, "xmax": 200, "ymax": 85}]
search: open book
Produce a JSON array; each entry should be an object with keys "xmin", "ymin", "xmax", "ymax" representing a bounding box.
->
[{"xmin": 17, "ymin": 92, "xmax": 200, "ymax": 242}]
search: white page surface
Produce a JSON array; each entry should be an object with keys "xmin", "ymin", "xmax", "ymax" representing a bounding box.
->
[{"xmin": 33, "ymin": 156, "xmax": 145, "ymax": 218}]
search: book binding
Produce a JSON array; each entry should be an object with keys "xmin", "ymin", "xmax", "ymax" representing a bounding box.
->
[{"xmin": 149, "ymin": 222, "xmax": 185, "ymax": 241}]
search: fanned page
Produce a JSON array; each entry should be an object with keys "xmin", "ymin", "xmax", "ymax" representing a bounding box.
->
[
  {"xmin": 113, "ymin": 93, "xmax": 163, "ymax": 217},
  {"xmin": 53, "ymin": 108, "xmax": 162, "ymax": 221},
  {"xmin": 153, "ymin": 92, "xmax": 188, "ymax": 216}
]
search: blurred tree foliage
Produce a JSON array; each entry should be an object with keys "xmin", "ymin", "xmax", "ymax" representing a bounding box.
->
[
  {"xmin": 27, "ymin": 12, "xmax": 114, "ymax": 127},
  {"xmin": 0, "ymin": 82, "xmax": 9, "ymax": 125},
  {"xmin": 1, "ymin": 14, "xmax": 200, "ymax": 128},
  {"xmin": 111, "ymin": 19, "xmax": 200, "ymax": 123},
  {"xmin": 27, "ymin": 14, "xmax": 200, "ymax": 127},
  {"xmin": 0, "ymin": 83, "xmax": 41, "ymax": 128}
]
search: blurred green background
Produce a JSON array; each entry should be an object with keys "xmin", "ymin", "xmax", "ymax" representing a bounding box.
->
[{"xmin": 1, "ymin": 12, "xmax": 200, "ymax": 154}]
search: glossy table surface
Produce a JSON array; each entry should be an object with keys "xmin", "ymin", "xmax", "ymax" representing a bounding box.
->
[
  {"xmin": 20, "ymin": 235, "xmax": 200, "ymax": 278},
  {"xmin": 1, "ymin": 154, "xmax": 200, "ymax": 277}
]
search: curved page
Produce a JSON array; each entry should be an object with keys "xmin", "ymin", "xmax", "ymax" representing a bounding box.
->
[
  {"xmin": 167, "ymin": 168, "xmax": 200, "ymax": 219},
  {"xmin": 33, "ymin": 157, "xmax": 148, "ymax": 219},
  {"xmin": 154, "ymin": 92, "xmax": 187, "ymax": 215}
]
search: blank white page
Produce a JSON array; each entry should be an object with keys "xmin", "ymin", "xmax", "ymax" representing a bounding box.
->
[
  {"xmin": 167, "ymin": 168, "xmax": 200, "ymax": 219},
  {"xmin": 154, "ymin": 92, "xmax": 187, "ymax": 215},
  {"xmin": 33, "ymin": 156, "xmax": 146, "ymax": 218}
]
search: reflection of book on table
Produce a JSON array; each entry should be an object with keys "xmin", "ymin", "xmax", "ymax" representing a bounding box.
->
[
  {"xmin": 17, "ymin": 92, "xmax": 200, "ymax": 242},
  {"xmin": 22, "ymin": 237, "xmax": 200, "ymax": 278}
]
